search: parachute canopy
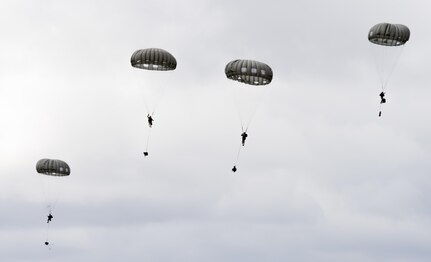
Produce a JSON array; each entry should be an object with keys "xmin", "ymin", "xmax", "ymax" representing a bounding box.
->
[
  {"xmin": 36, "ymin": 159, "xmax": 70, "ymax": 176},
  {"xmin": 131, "ymin": 48, "xmax": 177, "ymax": 71},
  {"xmin": 225, "ymin": 59, "xmax": 273, "ymax": 86},
  {"xmin": 368, "ymin": 23, "xmax": 410, "ymax": 46}
]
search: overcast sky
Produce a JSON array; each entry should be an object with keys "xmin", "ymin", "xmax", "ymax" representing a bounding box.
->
[{"xmin": 1, "ymin": 0, "xmax": 431, "ymax": 261}]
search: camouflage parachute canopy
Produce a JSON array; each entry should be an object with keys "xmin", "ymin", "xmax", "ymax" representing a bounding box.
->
[
  {"xmin": 36, "ymin": 159, "xmax": 70, "ymax": 176},
  {"xmin": 368, "ymin": 23, "xmax": 410, "ymax": 46},
  {"xmin": 131, "ymin": 48, "xmax": 177, "ymax": 71},
  {"xmin": 225, "ymin": 59, "xmax": 273, "ymax": 86}
]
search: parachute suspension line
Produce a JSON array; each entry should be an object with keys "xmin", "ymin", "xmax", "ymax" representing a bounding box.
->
[
  {"xmin": 245, "ymin": 89, "xmax": 267, "ymax": 132},
  {"xmin": 142, "ymin": 93, "xmax": 151, "ymax": 116},
  {"xmin": 378, "ymin": 47, "xmax": 386, "ymax": 89},
  {"xmin": 50, "ymin": 188, "xmax": 63, "ymax": 214},
  {"xmin": 150, "ymin": 84, "xmax": 168, "ymax": 116},
  {"xmin": 141, "ymin": 80, "xmax": 168, "ymax": 119},
  {"xmin": 371, "ymin": 44, "xmax": 387, "ymax": 90},
  {"xmin": 142, "ymin": 92, "xmax": 154, "ymax": 117},
  {"xmin": 39, "ymin": 176, "xmax": 62, "ymax": 216},
  {"xmin": 233, "ymin": 92, "xmax": 245, "ymax": 132},
  {"xmin": 39, "ymin": 178, "xmax": 49, "ymax": 210},
  {"xmin": 234, "ymin": 88, "xmax": 268, "ymax": 135},
  {"xmin": 149, "ymin": 89, "xmax": 164, "ymax": 117},
  {"xmin": 373, "ymin": 45, "xmax": 405, "ymax": 92},
  {"xmin": 382, "ymin": 46, "xmax": 405, "ymax": 92}
]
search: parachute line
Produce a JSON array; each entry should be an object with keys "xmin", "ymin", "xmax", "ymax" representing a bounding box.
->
[
  {"xmin": 371, "ymin": 44, "xmax": 405, "ymax": 92},
  {"xmin": 46, "ymin": 222, "xmax": 50, "ymax": 242},
  {"xmin": 232, "ymin": 86, "xmax": 268, "ymax": 134},
  {"xmin": 145, "ymin": 127, "xmax": 152, "ymax": 152},
  {"xmin": 38, "ymin": 177, "xmax": 63, "ymax": 215},
  {"xmin": 142, "ymin": 95, "xmax": 150, "ymax": 115},
  {"xmin": 141, "ymin": 83, "xmax": 166, "ymax": 117},
  {"xmin": 232, "ymin": 91, "xmax": 245, "ymax": 131},
  {"xmin": 235, "ymin": 143, "xmax": 242, "ymax": 165},
  {"xmin": 244, "ymin": 90, "xmax": 267, "ymax": 131},
  {"xmin": 382, "ymin": 46, "xmax": 404, "ymax": 91}
]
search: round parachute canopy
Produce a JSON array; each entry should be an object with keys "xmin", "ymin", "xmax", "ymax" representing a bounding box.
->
[
  {"xmin": 368, "ymin": 23, "xmax": 410, "ymax": 46},
  {"xmin": 131, "ymin": 48, "xmax": 177, "ymax": 71},
  {"xmin": 36, "ymin": 159, "xmax": 71, "ymax": 176},
  {"xmin": 225, "ymin": 59, "xmax": 273, "ymax": 86}
]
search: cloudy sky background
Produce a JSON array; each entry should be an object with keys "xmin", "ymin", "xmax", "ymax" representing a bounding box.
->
[{"xmin": 1, "ymin": 0, "xmax": 431, "ymax": 261}]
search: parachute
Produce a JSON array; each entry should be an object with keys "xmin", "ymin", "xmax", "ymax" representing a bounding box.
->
[
  {"xmin": 225, "ymin": 59, "xmax": 273, "ymax": 86},
  {"xmin": 225, "ymin": 59, "xmax": 273, "ymax": 172},
  {"xmin": 368, "ymin": 23, "xmax": 410, "ymax": 47},
  {"xmin": 131, "ymin": 48, "xmax": 177, "ymax": 157},
  {"xmin": 131, "ymin": 48, "xmax": 177, "ymax": 71},
  {"xmin": 36, "ymin": 158, "xmax": 70, "ymax": 247},
  {"xmin": 36, "ymin": 159, "xmax": 71, "ymax": 177},
  {"xmin": 368, "ymin": 23, "xmax": 410, "ymax": 117}
]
